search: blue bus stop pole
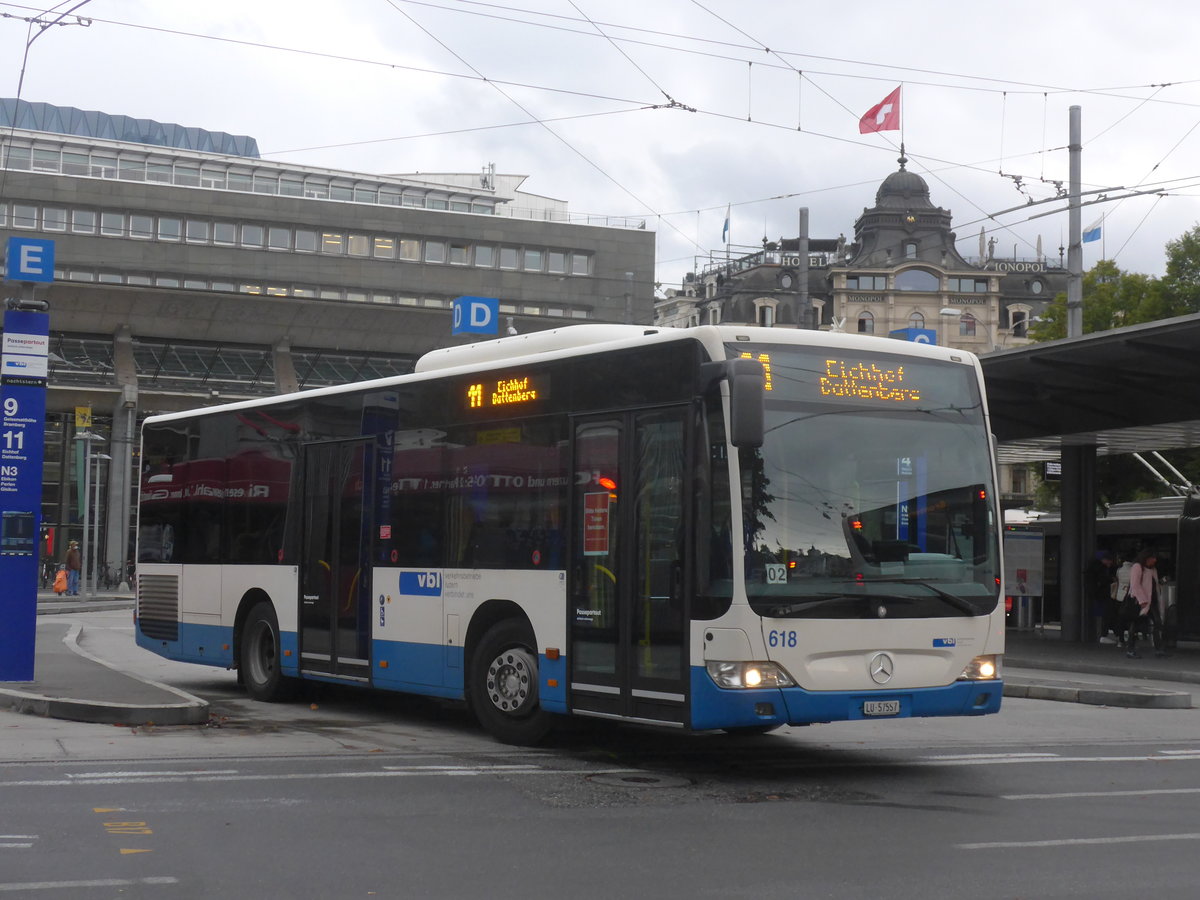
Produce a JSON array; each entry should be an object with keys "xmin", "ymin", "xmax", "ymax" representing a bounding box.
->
[{"xmin": 1, "ymin": 238, "xmax": 53, "ymax": 681}]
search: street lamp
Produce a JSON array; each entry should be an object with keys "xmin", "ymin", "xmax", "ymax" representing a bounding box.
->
[
  {"xmin": 73, "ymin": 431, "xmax": 105, "ymax": 598},
  {"xmin": 90, "ymin": 452, "xmax": 111, "ymax": 596},
  {"xmin": 939, "ymin": 307, "xmax": 960, "ymax": 347}
]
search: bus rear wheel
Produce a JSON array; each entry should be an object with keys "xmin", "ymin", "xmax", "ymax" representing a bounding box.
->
[
  {"xmin": 240, "ymin": 601, "xmax": 295, "ymax": 702},
  {"xmin": 469, "ymin": 620, "xmax": 553, "ymax": 745}
]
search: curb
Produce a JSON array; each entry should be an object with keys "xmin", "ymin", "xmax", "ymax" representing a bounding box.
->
[
  {"xmin": 1004, "ymin": 676, "xmax": 1192, "ymax": 710},
  {"xmin": 0, "ymin": 624, "xmax": 210, "ymax": 727}
]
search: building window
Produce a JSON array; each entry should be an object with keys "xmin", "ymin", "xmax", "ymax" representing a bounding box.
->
[
  {"xmin": 523, "ymin": 249, "xmax": 543, "ymax": 271},
  {"xmin": 347, "ymin": 234, "xmax": 370, "ymax": 257},
  {"xmin": 1011, "ymin": 308, "xmax": 1031, "ymax": 337},
  {"xmin": 908, "ymin": 311, "xmax": 925, "ymax": 329},
  {"xmin": 158, "ymin": 217, "xmax": 182, "ymax": 241},
  {"xmin": 449, "ymin": 242, "xmax": 470, "ymax": 265},
  {"xmin": 373, "ymin": 236, "xmax": 395, "ymax": 259},
  {"xmin": 240, "ymin": 224, "xmax": 265, "ymax": 247},
  {"xmin": 213, "ymin": 222, "xmax": 237, "ymax": 245},
  {"xmin": 268, "ymin": 227, "xmax": 291, "ymax": 250},
  {"xmin": 42, "ymin": 207, "xmax": 67, "ymax": 231},
  {"xmin": 959, "ymin": 313, "xmax": 977, "ymax": 336},
  {"xmin": 547, "ymin": 251, "xmax": 567, "ymax": 274},
  {"xmin": 1011, "ymin": 467, "xmax": 1029, "ymax": 495},
  {"xmin": 571, "ymin": 253, "xmax": 590, "ymax": 276},
  {"xmin": 758, "ymin": 305, "xmax": 775, "ymax": 327},
  {"xmin": 129, "ymin": 215, "xmax": 154, "ymax": 239},
  {"xmin": 857, "ymin": 311, "xmax": 874, "ymax": 334},
  {"xmin": 12, "ymin": 204, "xmax": 37, "ymax": 229},
  {"xmin": 322, "ymin": 231, "xmax": 346, "ymax": 254},
  {"xmin": 904, "ymin": 242, "xmax": 917, "ymax": 259},
  {"xmin": 295, "ymin": 230, "xmax": 318, "ymax": 253},
  {"xmin": 894, "ymin": 269, "xmax": 939, "ymax": 292},
  {"xmin": 424, "ymin": 241, "xmax": 446, "ymax": 264},
  {"xmin": 475, "ymin": 245, "xmax": 496, "ymax": 267},
  {"xmin": 71, "ymin": 210, "xmax": 97, "ymax": 234},
  {"xmin": 847, "ymin": 274, "xmax": 886, "ymax": 290},
  {"xmin": 398, "ymin": 239, "xmax": 420, "ymax": 261},
  {"xmin": 499, "ymin": 247, "xmax": 519, "ymax": 270},
  {"xmin": 949, "ymin": 277, "xmax": 989, "ymax": 293},
  {"xmin": 100, "ymin": 212, "xmax": 124, "ymax": 236},
  {"xmin": 186, "ymin": 220, "xmax": 210, "ymax": 243}
]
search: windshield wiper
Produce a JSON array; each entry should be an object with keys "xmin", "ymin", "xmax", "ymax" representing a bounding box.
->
[{"xmin": 857, "ymin": 578, "xmax": 979, "ymax": 616}]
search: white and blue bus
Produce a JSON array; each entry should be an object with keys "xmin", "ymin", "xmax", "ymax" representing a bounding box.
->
[{"xmin": 135, "ymin": 324, "xmax": 1004, "ymax": 743}]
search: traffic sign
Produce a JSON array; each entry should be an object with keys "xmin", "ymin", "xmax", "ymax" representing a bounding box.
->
[
  {"xmin": 5, "ymin": 237, "xmax": 55, "ymax": 283},
  {"xmin": 452, "ymin": 296, "xmax": 499, "ymax": 336}
]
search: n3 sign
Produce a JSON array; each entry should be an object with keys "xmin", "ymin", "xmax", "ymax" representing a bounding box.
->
[{"xmin": 452, "ymin": 296, "xmax": 499, "ymax": 336}]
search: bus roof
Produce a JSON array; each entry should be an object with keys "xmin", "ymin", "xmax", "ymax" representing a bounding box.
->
[{"xmin": 142, "ymin": 324, "xmax": 980, "ymax": 426}]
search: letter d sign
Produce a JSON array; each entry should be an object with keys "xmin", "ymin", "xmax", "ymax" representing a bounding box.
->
[{"xmin": 452, "ymin": 296, "xmax": 500, "ymax": 336}]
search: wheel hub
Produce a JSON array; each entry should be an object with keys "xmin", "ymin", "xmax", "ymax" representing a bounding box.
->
[{"xmin": 486, "ymin": 648, "xmax": 535, "ymax": 713}]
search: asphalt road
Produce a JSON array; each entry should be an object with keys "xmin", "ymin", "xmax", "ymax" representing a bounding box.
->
[{"xmin": 3, "ymin": 610, "xmax": 1200, "ymax": 899}]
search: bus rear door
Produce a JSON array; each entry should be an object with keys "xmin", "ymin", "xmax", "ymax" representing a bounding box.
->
[{"xmin": 299, "ymin": 438, "xmax": 373, "ymax": 683}]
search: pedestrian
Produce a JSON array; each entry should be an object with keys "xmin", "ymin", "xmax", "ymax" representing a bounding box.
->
[
  {"xmin": 53, "ymin": 563, "xmax": 68, "ymax": 595},
  {"xmin": 1087, "ymin": 550, "xmax": 1118, "ymax": 643},
  {"xmin": 65, "ymin": 540, "xmax": 81, "ymax": 596},
  {"xmin": 1115, "ymin": 556, "xmax": 1134, "ymax": 647},
  {"xmin": 1125, "ymin": 549, "xmax": 1159, "ymax": 659}
]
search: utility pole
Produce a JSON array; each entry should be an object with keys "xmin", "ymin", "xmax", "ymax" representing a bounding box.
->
[{"xmin": 1066, "ymin": 105, "xmax": 1083, "ymax": 339}]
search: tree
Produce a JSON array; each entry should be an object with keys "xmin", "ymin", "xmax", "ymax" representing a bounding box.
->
[
  {"xmin": 1029, "ymin": 260, "xmax": 1174, "ymax": 342},
  {"xmin": 1161, "ymin": 225, "xmax": 1200, "ymax": 314}
]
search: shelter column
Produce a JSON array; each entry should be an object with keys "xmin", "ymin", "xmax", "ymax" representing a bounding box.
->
[{"xmin": 1058, "ymin": 444, "xmax": 1097, "ymax": 642}]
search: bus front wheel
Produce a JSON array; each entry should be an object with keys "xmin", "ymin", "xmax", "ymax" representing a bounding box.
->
[
  {"xmin": 469, "ymin": 620, "xmax": 553, "ymax": 745},
  {"xmin": 240, "ymin": 601, "xmax": 295, "ymax": 702}
]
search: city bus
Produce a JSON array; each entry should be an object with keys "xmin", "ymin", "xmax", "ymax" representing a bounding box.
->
[{"xmin": 135, "ymin": 324, "xmax": 1004, "ymax": 743}]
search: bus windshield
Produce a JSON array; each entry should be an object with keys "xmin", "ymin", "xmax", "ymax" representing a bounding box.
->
[{"xmin": 730, "ymin": 342, "xmax": 999, "ymax": 618}]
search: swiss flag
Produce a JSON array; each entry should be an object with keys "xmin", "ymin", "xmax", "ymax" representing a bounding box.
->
[{"xmin": 859, "ymin": 86, "xmax": 901, "ymax": 134}]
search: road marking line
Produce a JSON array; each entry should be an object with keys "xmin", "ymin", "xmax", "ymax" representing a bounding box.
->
[
  {"xmin": 959, "ymin": 832, "xmax": 1200, "ymax": 850},
  {"xmin": 71, "ymin": 770, "xmax": 237, "ymax": 779},
  {"xmin": 1003, "ymin": 787, "xmax": 1200, "ymax": 800},
  {"xmin": 0, "ymin": 836, "xmax": 36, "ymax": 839},
  {"xmin": 0, "ymin": 844, "xmax": 33, "ymax": 849},
  {"xmin": 0, "ymin": 766, "xmax": 643, "ymax": 787},
  {"xmin": 0, "ymin": 877, "xmax": 179, "ymax": 892},
  {"xmin": 918, "ymin": 753, "xmax": 1200, "ymax": 767}
]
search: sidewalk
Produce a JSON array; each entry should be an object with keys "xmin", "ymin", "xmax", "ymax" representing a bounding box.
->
[
  {"xmin": 1, "ymin": 596, "xmax": 1195, "ymax": 726},
  {"xmin": 0, "ymin": 589, "xmax": 208, "ymax": 726}
]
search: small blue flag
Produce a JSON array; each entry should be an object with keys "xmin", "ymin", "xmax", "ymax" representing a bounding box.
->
[
  {"xmin": 721, "ymin": 204, "xmax": 730, "ymax": 243},
  {"xmin": 1082, "ymin": 217, "xmax": 1102, "ymax": 243}
]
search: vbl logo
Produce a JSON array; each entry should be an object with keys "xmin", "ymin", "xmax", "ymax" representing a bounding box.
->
[{"xmin": 399, "ymin": 570, "xmax": 442, "ymax": 596}]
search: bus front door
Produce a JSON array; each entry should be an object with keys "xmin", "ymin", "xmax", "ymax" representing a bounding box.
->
[
  {"xmin": 299, "ymin": 439, "xmax": 372, "ymax": 683},
  {"xmin": 570, "ymin": 409, "xmax": 689, "ymax": 726}
]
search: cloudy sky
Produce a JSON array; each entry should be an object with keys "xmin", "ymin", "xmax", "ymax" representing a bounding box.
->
[{"xmin": 5, "ymin": 0, "xmax": 1200, "ymax": 291}]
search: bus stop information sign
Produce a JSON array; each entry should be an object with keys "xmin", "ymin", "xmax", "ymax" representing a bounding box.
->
[{"xmin": 0, "ymin": 236, "xmax": 53, "ymax": 681}]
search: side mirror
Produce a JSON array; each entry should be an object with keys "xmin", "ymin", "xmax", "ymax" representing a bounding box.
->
[{"xmin": 701, "ymin": 358, "xmax": 764, "ymax": 449}]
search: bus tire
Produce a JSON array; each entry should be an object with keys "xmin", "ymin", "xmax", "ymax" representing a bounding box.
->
[
  {"xmin": 240, "ymin": 601, "xmax": 295, "ymax": 703},
  {"xmin": 469, "ymin": 619, "xmax": 553, "ymax": 745}
]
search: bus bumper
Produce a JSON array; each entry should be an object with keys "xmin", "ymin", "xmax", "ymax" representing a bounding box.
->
[{"xmin": 689, "ymin": 666, "xmax": 1003, "ymax": 730}]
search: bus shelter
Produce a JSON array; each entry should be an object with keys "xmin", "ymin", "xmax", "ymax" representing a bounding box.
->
[{"xmin": 981, "ymin": 312, "xmax": 1200, "ymax": 642}]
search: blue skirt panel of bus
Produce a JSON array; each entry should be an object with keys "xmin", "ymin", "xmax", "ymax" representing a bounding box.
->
[
  {"xmin": 688, "ymin": 667, "xmax": 1002, "ymax": 730},
  {"xmin": 137, "ymin": 622, "xmax": 235, "ymax": 669}
]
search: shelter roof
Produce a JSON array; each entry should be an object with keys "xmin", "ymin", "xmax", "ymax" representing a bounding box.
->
[{"xmin": 981, "ymin": 313, "xmax": 1200, "ymax": 463}]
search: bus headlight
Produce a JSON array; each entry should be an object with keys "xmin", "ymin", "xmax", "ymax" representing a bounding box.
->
[
  {"xmin": 706, "ymin": 661, "xmax": 796, "ymax": 689},
  {"xmin": 958, "ymin": 654, "xmax": 1001, "ymax": 681}
]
